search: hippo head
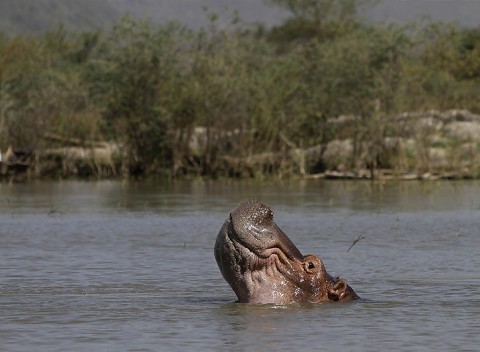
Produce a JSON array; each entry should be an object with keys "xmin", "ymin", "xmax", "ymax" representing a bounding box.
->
[{"xmin": 214, "ymin": 201, "xmax": 359, "ymax": 304}]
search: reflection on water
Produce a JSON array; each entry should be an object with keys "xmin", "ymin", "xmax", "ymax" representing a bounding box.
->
[{"xmin": 1, "ymin": 180, "xmax": 479, "ymax": 351}]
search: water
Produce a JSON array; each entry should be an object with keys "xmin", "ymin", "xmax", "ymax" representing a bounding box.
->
[{"xmin": 1, "ymin": 180, "xmax": 479, "ymax": 351}]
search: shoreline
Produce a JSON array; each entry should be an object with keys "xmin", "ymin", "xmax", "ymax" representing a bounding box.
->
[{"xmin": 2, "ymin": 164, "xmax": 478, "ymax": 183}]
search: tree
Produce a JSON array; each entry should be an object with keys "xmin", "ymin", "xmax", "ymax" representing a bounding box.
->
[
  {"xmin": 266, "ymin": 0, "xmax": 375, "ymax": 21},
  {"xmin": 92, "ymin": 18, "xmax": 183, "ymax": 174},
  {"xmin": 264, "ymin": 0, "xmax": 378, "ymax": 41}
]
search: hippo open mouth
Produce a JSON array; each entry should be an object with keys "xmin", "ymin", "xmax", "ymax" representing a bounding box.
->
[{"xmin": 214, "ymin": 201, "xmax": 359, "ymax": 304}]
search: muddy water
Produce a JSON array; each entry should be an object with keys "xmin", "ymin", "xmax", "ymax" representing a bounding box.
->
[{"xmin": 1, "ymin": 180, "xmax": 479, "ymax": 351}]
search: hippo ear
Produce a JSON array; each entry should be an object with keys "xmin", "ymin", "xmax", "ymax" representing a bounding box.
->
[{"xmin": 328, "ymin": 278, "xmax": 348, "ymax": 301}]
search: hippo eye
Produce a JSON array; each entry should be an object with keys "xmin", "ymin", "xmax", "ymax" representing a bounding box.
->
[{"xmin": 303, "ymin": 256, "xmax": 319, "ymax": 273}]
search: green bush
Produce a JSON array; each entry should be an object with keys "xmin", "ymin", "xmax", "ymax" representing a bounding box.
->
[{"xmin": 1, "ymin": 2, "xmax": 480, "ymax": 178}]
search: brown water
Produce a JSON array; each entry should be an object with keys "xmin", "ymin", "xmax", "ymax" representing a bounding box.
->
[{"xmin": 1, "ymin": 180, "xmax": 479, "ymax": 351}]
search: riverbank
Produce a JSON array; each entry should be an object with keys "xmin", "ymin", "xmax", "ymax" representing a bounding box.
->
[
  {"xmin": 2, "ymin": 11, "xmax": 480, "ymax": 180},
  {"xmin": 2, "ymin": 109, "xmax": 479, "ymax": 182}
]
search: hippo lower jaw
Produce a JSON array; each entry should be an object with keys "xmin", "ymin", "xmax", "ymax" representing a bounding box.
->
[
  {"xmin": 225, "ymin": 226, "xmax": 298, "ymax": 275},
  {"xmin": 220, "ymin": 228, "xmax": 302, "ymax": 303}
]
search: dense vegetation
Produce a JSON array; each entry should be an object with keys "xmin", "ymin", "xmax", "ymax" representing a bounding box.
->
[{"xmin": 1, "ymin": 0, "xmax": 480, "ymax": 178}]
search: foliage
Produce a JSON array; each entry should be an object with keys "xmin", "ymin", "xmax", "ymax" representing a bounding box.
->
[
  {"xmin": 89, "ymin": 18, "xmax": 184, "ymax": 173},
  {"xmin": 1, "ymin": 1, "xmax": 480, "ymax": 178},
  {"xmin": 265, "ymin": 0, "xmax": 378, "ymax": 42}
]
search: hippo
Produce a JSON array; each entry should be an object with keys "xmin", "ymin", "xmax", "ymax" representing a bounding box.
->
[{"xmin": 214, "ymin": 201, "xmax": 359, "ymax": 304}]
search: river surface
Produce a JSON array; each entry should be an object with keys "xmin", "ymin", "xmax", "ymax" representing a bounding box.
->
[{"xmin": 1, "ymin": 180, "xmax": 479, "ymax": 351}]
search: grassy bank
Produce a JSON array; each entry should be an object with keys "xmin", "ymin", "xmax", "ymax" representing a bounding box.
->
[{"xmin": 1, "ymin": 1, "xmax": 480, "ymax": 179}]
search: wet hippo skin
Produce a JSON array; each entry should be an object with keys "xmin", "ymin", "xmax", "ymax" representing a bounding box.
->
[{"xmin": 215, "ymin": 201, "xmax": 359, "ymax": 304}]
